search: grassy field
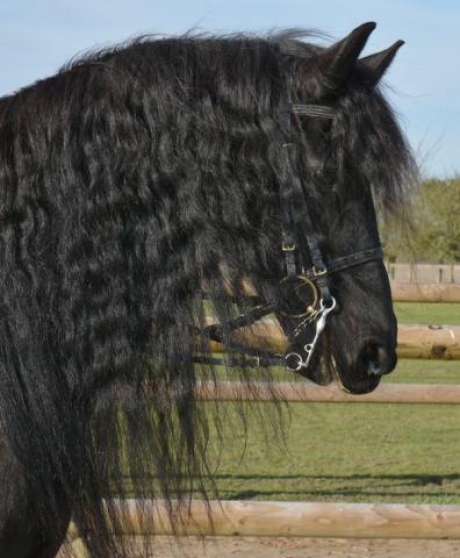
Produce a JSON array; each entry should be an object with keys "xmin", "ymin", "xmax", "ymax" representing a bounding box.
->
[
  {"xmin": 202, "ymin": 301, "xmax": 460, "ymax": 504},
  {"xmin": 394, "ymin": 301, "xmax": 460, "ymax": 326}
]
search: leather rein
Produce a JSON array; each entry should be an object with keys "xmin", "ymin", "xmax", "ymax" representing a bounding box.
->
[{"xmin": 193, "ymin": 101, "xmax": 383, "ymax": 373}]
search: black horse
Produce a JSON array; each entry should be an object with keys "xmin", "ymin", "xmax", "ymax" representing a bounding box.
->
[{"xmin": 0, "ymin": 22, "xmax": 415, "ymax": 557}]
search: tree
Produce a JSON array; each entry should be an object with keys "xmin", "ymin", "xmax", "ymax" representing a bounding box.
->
[{"xmin": 380, "ymin": 177, "xmax": 460, "ymax": 263}]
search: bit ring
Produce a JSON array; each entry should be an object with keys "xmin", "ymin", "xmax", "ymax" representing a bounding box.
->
[
  {"xmin": 279, "ymin": 275, "xmax": 319, "ymax": 319},
  {"xmin": 285, "ymin": 352, "xmax": 304, "ymax": 372}
]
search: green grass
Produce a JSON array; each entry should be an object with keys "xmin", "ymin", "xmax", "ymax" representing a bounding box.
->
[
  {"xmin": 394, "ymin": 301, "xmax": 460, "ymax": 326},
  {"xmin": 201, "ymin": 301, "xmax": 460, "ymax": 504},
  {"xmin": 205, "ymin": 401, "xmax": 460, "ymax": 504},
  {"xmin": 212, "ymin": 359, "xmax": 460, "ymax": 385},
  {"xmin": 388, "ymin": 359, "xmax": 460, "ymax": 384}
]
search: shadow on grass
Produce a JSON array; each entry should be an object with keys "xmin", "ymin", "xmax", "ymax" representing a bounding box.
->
[
  {"xmin": 211, "ymin": 473, "xmax": 455, "ymax": 484},
  {"xmin": 226, "ymin": 488, "xmax": 460, "ymax": 500},
  {"xmin": 125, "ymin": 472, "xmax": 458, "ymax": 485}
]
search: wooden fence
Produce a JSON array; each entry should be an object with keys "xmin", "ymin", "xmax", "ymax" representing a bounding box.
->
[
  {"xmin": 391, "ymin": 282, "xmax": 460, "ymax": 302},
  {"xmin": 195, "ymin": 381, "xmax": 460, "ymax": 404},
  {"xmin": 206, "ymin": 279, "xmax": 460, "ymax": 302},
  {"xmin": 206, "ymin": 323, "xmax": 460, "ymax": 360},
  {"xmin": 67, "ymin": 283, "xmax": 460, "ymax": 554},
  {"xmin": 388, "ymin": 263, "xmax": 460, "ymax": 285},
  {"xmin": 68, "ymin": 500, "xmax": 460, "ymax": 543}
]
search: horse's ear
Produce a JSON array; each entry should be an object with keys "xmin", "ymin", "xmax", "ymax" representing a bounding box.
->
[
  {"xmin": 316, "ymin": 22, "xmax": 376, "ymax": 89},
  {"xmin": 359, "ymin": 40, "xmax": 405, "ymax": 85}
]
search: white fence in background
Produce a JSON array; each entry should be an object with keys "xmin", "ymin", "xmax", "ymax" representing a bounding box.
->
[{"xmin": 387, "ymin": 263, "xmax": 460, "ymax": 284}]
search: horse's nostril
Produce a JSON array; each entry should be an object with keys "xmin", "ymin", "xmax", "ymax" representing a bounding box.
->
[{"xmin": 362, "ymin": 343, "xmax": 394, "ymax": 377}]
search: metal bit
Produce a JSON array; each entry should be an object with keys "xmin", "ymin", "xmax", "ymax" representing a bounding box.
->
[{"xmin": 285, "ymin": 297, "xmax": 337, "ymax": 372}]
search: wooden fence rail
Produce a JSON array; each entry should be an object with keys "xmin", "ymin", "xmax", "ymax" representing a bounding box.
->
[
  {"xmin": 68, "ymin": 499, "xmax": 460, "ymax": 540},
  {"xmin": 397, "ymin": 325, "xmax": 460, "ymax": 359},
  {"xmin": 209, "ymin": 280, "xmax": 460, "ymax": 303},
  {"xmin": 206, "ymin": 323, "xmax": 460, "ymax": 360},
  {"xmin": 391, "ymin": 282, "xmax": 460, "ymax": 302},
  {"xmin": 195, "ymin": 381, "xmax": 460, "ymax": 404}
]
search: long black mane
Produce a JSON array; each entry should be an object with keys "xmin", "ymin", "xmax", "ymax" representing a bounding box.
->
[{"xmin": 0, "ymin": 31, "xmax": 415, "ymax": 556}]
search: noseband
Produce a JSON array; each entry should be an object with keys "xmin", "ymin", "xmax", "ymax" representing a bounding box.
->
[{"xmin": 193, "ymin": 100, "xmax": 383, "ymax": 374}]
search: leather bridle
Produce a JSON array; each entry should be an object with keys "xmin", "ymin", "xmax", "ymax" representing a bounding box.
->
[{"xmin": 192, "ymin": 99, "xmax": 383, "ymax": 374}]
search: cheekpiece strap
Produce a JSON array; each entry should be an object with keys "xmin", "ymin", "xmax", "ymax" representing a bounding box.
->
[{"xmin": 280, "ymin": 95, "xmax": 335, "ymax": 303}]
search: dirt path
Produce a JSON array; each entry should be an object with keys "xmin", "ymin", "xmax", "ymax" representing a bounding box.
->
[
  {"xmin": 150, "ymin": 536, "xmax": 460, "ymax": 558},
  {"xmin": 63, "ymin": 536, "xmax": 460, "ymax": 557}
]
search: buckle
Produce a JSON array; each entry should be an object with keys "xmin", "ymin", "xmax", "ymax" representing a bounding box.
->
[
  {"xmin": 282, "ymin": 242, "xmax": 296, "ymax": 252},
  {"xmin": 311, "ymin": 267, "xmax": 328, "ymax": 278}
]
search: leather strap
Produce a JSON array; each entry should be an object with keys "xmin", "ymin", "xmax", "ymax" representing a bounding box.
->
[
  {"xmin": 325, "ymin": 247, "xmax": 383, "ymax": 275},
  {"xmin": 299, "ymin": 247, "xmax": 384, "ymax": 280},
  {"xmin": 198, "ymin": 304, "xmax": 273, "ymax": 343},
  {"xmin": 281, "ymin": 90, "xmax": 333, "ymax": 303},
  {"xmin": 193, "ymin": 355, "xmax": 284, "ymax": 368}
]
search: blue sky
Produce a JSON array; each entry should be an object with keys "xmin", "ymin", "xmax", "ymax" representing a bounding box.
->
[{"xmin": 1, "ymin": 0, "xmax": 459, "ymax": 178}]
